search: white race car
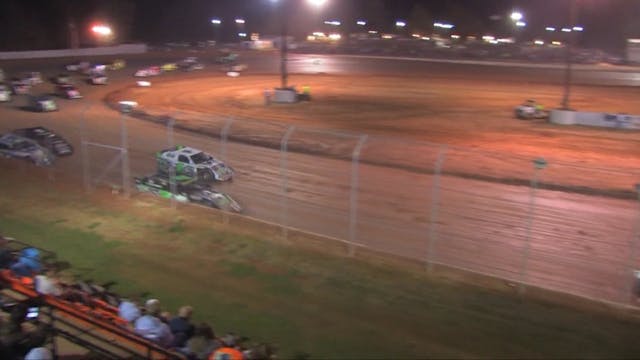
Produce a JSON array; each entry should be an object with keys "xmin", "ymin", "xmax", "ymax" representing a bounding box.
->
[
  {"xmin": 515, "ymin": 99, "xmax": 548, "ymax": 120},
  {"xmin": 156, "ymin": 145, "xmax": 234, "ymax": 182}
]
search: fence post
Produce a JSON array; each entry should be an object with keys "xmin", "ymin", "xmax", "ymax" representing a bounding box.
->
[
  {"xmin": 120, "ymin": 111, "xmax": 131, "ymax": 198},
  {"xmin": 348, "ymin": 135, "xmax": 368, "ymax": 256},
  {"xmin": 427, "ymin": 145, "xmax": 447, "ymax": 273},
  {"xmin": 220, "ymin": 117, "xmax": 234, "ymax": 163},
  {"xmin": 82, "ymin": 141, "xmax": 91, "ymax": 192},
  {"xmin": 280, "ymin": 126, "xmax": 296, "ymax": 241},
  {"xmin": 80, "ymin": 103, "xmax": 91, "ymax": 192},
  {"xmin": 167, "ymin": 117, "xmax": 177, "ymax": 209},
  {"xmin": 625, "ymin": 183, "xmax": 640, "ymax": 303},
  {"xmin": 519, "ymin": 157, "xmax": 547, "ymax": 294}
]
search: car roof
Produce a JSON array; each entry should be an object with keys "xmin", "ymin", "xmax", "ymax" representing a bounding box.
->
[
  {"xmin": 173, "ymin": 146, "xmax": 202, "ymax": 155},
  {"xmin": 0, "ymin": 133, "xmax": 33, "ymax": 144}
]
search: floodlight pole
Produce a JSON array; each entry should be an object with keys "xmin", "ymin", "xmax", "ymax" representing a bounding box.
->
[
  {"xmin": 561, "ymin": 0, "xmax": 577, "ymax": 110},
  {"xmin": 280, "ymin": 1, "xmax": 290, "ymax": 89}
]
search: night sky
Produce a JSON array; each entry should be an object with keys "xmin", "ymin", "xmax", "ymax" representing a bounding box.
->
[{"xmin": 0, "ymin": 0, "xmax": 638, "ymax": 51}]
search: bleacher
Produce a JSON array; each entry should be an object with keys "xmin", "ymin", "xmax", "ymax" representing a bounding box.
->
[{"xmin": 0, "ymin": 238, "xmax": 187, "ymax": 359}]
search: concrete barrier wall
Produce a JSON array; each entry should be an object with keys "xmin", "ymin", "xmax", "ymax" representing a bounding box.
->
[
  {"xmin": 550, "ymin": 109, "xmax": 640, "ymax": 130},
  {"xmin": 0, "ymin": 44, "xmax": 147, "ymax": 60}
]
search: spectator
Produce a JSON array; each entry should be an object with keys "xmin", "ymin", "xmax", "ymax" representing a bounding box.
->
[
  {"xmin": 186, "ymin": 323, "xmax": 220, "ymax": 360},
  {"xmin": 10, "ymin": 248, "xmax": 41, "ymax": 277},
  {"xmin": 118, "ymin": 297, "xmax": 142, "ymax": 325},
  {"xmin": 34, "ymin": 268, "xmax": 63, "ymax": 297},
  {"xmin": 134, "ymin": 299, "xmax": 174, "ymax": 347},
  {"xmin": 23, "ymin": 331, "xmax": 52, "ymax": 360},
  {"xmin": 209, "ymin": 333, "xmax": 244, "ymax": 360},
  {"xmin": 169, "ymin": 305, "xmax": 195, "ymax": 348}
]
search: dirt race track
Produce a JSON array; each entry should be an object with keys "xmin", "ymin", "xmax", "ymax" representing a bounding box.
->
[{"xmin": 119, "ymin": 73, "xmax": 640, "ymax": 175}]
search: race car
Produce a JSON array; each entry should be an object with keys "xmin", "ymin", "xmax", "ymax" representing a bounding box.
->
[
  {"xmin": 134, "ymin": 66, "xmax": 161, "ymax": 77},
  {"xmin": 226, "ymin": 63, "xmax": 248, "ymax": 72},
  {"xmin": 56, "ymin": 84, "xmax": 82, "ymax": 99},
  {"xmin": 107, "ymin": 59, "xmax": 126, "ymax": 71},
  {"xmin": 156, "ymin": 145, "xmax": 233, "ymax": 182},
  {"xmin": 10, "ymin": 78, "xmax": 30, "ymax": 95},
  {"xmin": 515, "ymin": 99, "xmax": 549, "ymax": 120},
  {"xmin": 11, "ymin": 127, "xmax": 73, "ymax": 156},
  {"xmin": 87, "ymin": 64, "xmax": 107, "ymax": 76},
  {"xmin": 28, "ymin": 95, "xmax": 58, "ymax": 112},
  {"xmin": 178, "ymin": 57, "xmax": 205, "ymax": 71},
  {"xmin": 88, "ymin": 73, "xmax": 108, "ymax": 85},
  {"xmin": 22, "ymin": 72, "xmax": 43, "ymax": 86},
  {"xmin": 160, "ymin": 62, "xmax": 178, "ymax": 72},
  {"xmin": 65, "ymin": 61, "xmax": 90, "ymax": 72},
  {"xmin": 0, "ymin": 133, "xmax": 54, "ymax": 166},
  {"xmin": 135, "ymin": 173, "xmax": 242, "ymax": 212},
  {"xmin": 53, "ymin": 73, "xmax": 73, "ymax": 85},
  {"xmin": 0, "ymin": 83, "xmax": 11, "ymax": 102},
  {"xmin": 215, "ymin": 52, "xmax": 238, "ymax": 64}
]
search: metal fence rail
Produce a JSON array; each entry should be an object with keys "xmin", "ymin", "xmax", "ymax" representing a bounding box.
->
[{"xmin": 2, "ymin": 101, "xmax": 638, "ymax": 308}]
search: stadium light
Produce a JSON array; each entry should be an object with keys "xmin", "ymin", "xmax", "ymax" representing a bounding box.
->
[
  {"xmin": 307, "ymin": 0, "xmax": 327, "ymax": 7},
  {"xmin": 395, "ymin": 20, "xmax": 406, "ymax": 28},
  {"xmin": 515, "ymin": 21, "xmax": 526, "ymax": 27},
  {"xmin": 510, "ymin": 11, "xmax": 523, "ymax": 22},
  {"xmin": 211, "ymin": 18, "xmax": 222, "ymax": 25},
  {"xmin": 545, "ymin": 26, "xmax": 556, "ymax": 32},
  {"xmin": 91, "ymin": 24, "xmax": 112, "ymax": 36},
  {"xmin": 235, "ymin": 18, "xmax": 245, "ymax": 24},
  {"xmin": 572, "ymin": 26, "xmax": 584, "ymax": 32},
  {"xmin": 356, "ymin": 20, "xmax": 366, "ymax": 26}
]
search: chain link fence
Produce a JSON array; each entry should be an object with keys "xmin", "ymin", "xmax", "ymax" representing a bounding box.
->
[{"xmin": 2, "ymin": 99, "xmax": 639, "ymax": 308}]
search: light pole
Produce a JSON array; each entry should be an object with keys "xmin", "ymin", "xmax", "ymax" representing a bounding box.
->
[
  {"xmin": 561, "ymin": 0, "xmax": 577, "ymax": 110},
  {"xmin": 211, "ymin": 18, "xmax": 222, "ymax": 44}
]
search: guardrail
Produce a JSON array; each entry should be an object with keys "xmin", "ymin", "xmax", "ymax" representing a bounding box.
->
[{"xmin": 0, "ymin": 44, "xmax": 147, "ymax": 60}]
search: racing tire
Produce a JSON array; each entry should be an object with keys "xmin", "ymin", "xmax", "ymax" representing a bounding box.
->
[{"xmin": 198, "ymin": 169, "xmax": 214, "ymax": 182}]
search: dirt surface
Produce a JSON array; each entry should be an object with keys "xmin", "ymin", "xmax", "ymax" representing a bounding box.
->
[{"xmin": 114, "ymin": 73, "xmax": 640, "ymax": 188}]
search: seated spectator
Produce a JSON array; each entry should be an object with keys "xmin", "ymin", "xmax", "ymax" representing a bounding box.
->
[
  {"xmin": 169, "ymin": 305, "xmax": 195, "ymax": 348},
  {"xmin": 10, "ymin": 248, "xmax": 41, "ymax": 277},
  {"xmin": 186, "ymin": 323, "xmax": 220, "ymax": 360},
  {"xmin": 23, "ymin": 331, "xmax": 52, "ymax": 360},
  {"xmin": 118, "ymin": 297, "xmax": 142, "ymax": 325},
  {"xmin": 34, "ymin": 268, "xmax": 63, "ymax": 297},
  {"xmin": 209, "ymin": 333, "xmax": 244, "ymax": 360},
  {"xmin": 134, "ymin": 299, "xmax": 173, "ymax": 347}
]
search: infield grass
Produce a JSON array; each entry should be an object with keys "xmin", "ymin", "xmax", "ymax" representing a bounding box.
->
[{"xmin": 1, "ymin": 169, "xmax": 640, "ymax": 359}]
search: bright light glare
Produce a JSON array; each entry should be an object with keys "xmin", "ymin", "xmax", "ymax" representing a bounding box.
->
[
  {"xmin": 368, "ymin": 30, "xmax": 378, "ymax": 34},
  {"xmin": 545, "ymin": 26, "xmax": 556, "ymax": 32},
  {"xmin": 451, "ymin": 34, "xmax": 460, "ymax": 39},
  {"xmin": 515, "ymin": 21, "xmax": 526, "ymax": 27},
  {"xmin": 328, "ymin": 33, "xmax": 341, "ymax": 40},
  {"xmin": 561, "ymin": 27, "xmax": 572, "ymax": 32},
  {"xmin": 534, "ymin": 40, "xmax": 544, "ymax": 45},
  {"xmin": 235, "ymin": 18, "xmax": 245, "ymax": 24},
  {"xmin": 572, "ymin": 26, "xmax": 584, "ymax": 32},
  {"xmin": 395, "ymin": 21, "xmax": 406, "ymax": 27},
  {"xmin": 356, "ymin": 20, "xmax": 366, "ymax": 26},
  {"xmin": 421, "ymin": 36, "xmax": 430, "ymax": 40},
  {"xmin": 482, "ymin": 35, "xmax": 495, "ymax": 41},
  {"xmin": 91, "ymin": 25, "xmax": 112, "ymax": 36},
  {"xmin": 551, "ymin": 41, "xmax": 562, "ymax": 45},
  {"xmin": 238, "ymin": 32, "xmax": 247, "ymax": 37},
  {"xmin": 307, "ymin": 0, "xmax": 327, "ymax": 7},
  {"xmin": 510, "ymin": 11, "xmax": 523, "ymax": 21},
  {"xmin": 211, "ymin": 19, "xmax": 221, "ymax": 25},
  {"xmin": 323, "ymin": 20, "xmax": 341, "ymax": 26},
  {"xmin": 434, "ymin": 22, "xmax": 454, "ymax": 29}
]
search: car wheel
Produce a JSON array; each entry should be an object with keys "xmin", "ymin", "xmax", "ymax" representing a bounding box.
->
[{"xmin": 198, "ymin": 169, "xmax": 213, "ymax": 182}]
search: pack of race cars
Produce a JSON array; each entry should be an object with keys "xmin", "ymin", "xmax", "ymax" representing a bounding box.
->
[{"xmin": 0, "ymin": 124, "xmax": 241, "ymax": 212}]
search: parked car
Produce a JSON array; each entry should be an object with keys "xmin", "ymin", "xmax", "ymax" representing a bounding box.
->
[
  {"xmin": 0, "ymin": 83, "xmax": 11, "ymax": 102},
  {"xmin": 11, "ymin": 126, "xmax": 73, "ymax": 156},
  {"xmin": 28, "ymin": 95, "xmax": 58, "ymax": 112},
  {"xmin": 56, "ymin": 84, "xmax": 82, "ymax": 99},
  {"xmin": 135, "ymin": 173, "xmax": 242, "ymax": 212},
  {"xmin": 0, "ymin": 133, "xmax": 54, "ymax": 166},
  {"xmin": 53, "ymin": 73, "xmax": 73, "ymax": 85},
  {"xmin": 156, "ymin": 145, "xmax": 233, "ymax": 182}
]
